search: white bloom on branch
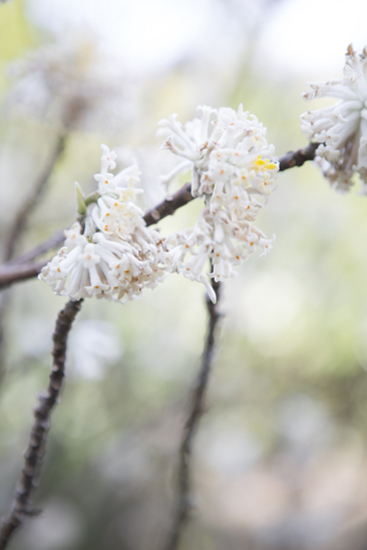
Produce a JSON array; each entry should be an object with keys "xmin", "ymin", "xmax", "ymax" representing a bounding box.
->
[
  {"xmin": 158, "ymin": 104, "xmax": 278, "ymax": 197},
  {"xmin": 39, "ymin": 146, "xmax": 166, "ymax": 302},
  {"xmin": 158, "ymin": 105, "xmax": 278, "ymax": 302},
  {"xmin": 301, "ymin": 44, "xmax": 367, "ymax": 191}
]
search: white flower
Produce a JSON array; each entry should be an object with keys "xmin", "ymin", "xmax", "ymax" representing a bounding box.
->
[
  {"xmin": 158, "ymin": 104, "xmax": 278, "ymax": 197},
  {"xmin": 159, "ymin": 105, "xmax": 278, "ymax": 302},
  {"xmin": 301, "ymin": 45, "xmax": 367, "ymax": 191},
  {"xmin": 39, "ymin": 146, "xmax": 167, "ymax": 302}
]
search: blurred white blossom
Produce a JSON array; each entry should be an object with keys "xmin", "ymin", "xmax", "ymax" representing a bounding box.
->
[
  {"xmin": 158, "ymin": 104, "xmax": 278, "ymax": 302},
  {"xmin": 70, "ymin": 320, "xmax": 122, "ymax": 379},
  {"xmin": 39, "ymin": 145, "xmax": 166, "ymax": 303},
  {"xmin": 301, "ymin": 45, "xmax": 367, "ymax": 191},
  {"xmin": 7, "ymin": 33, "xmax": 138, "ymax": 131}
]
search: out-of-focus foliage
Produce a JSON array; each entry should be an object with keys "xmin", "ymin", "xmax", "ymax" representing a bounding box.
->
[{"xmin": 1, "ymin": 2, "xmax": 367, "ymax": 550}]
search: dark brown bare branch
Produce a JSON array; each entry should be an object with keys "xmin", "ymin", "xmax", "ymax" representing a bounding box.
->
[
  {"xmin": 279, "ymin": 142, "xmax": 319, "ymax": 172},
  {"xmin": 3, "ymin": 133, "xmax": 67, "ymax": 262},
  {"xmin": 143, "ymin": 182, "xmax": 193, "ymax": 226},
  {"xmin": 162, "ymin": 278, "xmax": 222, "ymax": 550},
  {"xmin": 0, "ymin": 299, "xmax": 83, "ymax": 550}
]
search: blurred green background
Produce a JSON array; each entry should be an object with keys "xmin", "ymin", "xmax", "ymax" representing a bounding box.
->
[{"xmin": 1, "ymin": 1, "xmax": 367, "ymax": 549}]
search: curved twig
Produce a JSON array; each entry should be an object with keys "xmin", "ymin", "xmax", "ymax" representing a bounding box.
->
[
  {"xmin": 0, "ymin": 298, "xmax": 83, "ymax": 550},
  {"xmin": 143, "ymin": 182, "xmax": 193, "ymax": 226},
  {"xmin": 3, "ymin": 133, "xmax": 67, "ymax": 263},
  {"xmin": 0, "ymin": 142, "xmax": 319, "ymax": 289},
  {"xmin": 0, "ymin": 134, "xmax": 67, "ymax": 385},
  {"xmin": 6, "ymin": 231, "xmax": 65, "ymax": 266},
  {"xmin": 278, "ymin": 142, "xmax": 319, "ymax": 172},
  {"xmin": 162, "ymin": 278, "xmax": 222, "ymax": 550},
  {"xmin": 0, "ymin": 261, "xmax": 48, "ymax": 290}
]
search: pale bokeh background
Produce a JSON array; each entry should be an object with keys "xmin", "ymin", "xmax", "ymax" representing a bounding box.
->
[{"xmin": 1, "ymin": 1, "xmax": 367, "ymax": 549}]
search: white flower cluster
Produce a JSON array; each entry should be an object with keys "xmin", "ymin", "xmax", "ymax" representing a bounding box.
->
[
  {"xmin": 158, "ymin": 105, "xmax": 278, "ymax": 302},
  {"xmin": 39, "ymin": 146, "xmax": 166, "ymax": 303},
  {"xmin": 301, "ymin": 45, "xmax": 367, "ymax": 191},
  {"xmin": 40, "ymin": 107, "xmax": 278, "ymax": 304}
]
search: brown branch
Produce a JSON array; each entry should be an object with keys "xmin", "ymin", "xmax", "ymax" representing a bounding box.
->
[
  {"xmin": 0, "ymin": 134, "xmax": 67, "ymax": 386},
  {"xmin": 143, "ymin": 182, "xmax": 193, "ymax": 226},
  {"xmin": 162, "ymin": 278, "xmax": 222, "ymax": 550},
  {"xmin": 0, "ymin": 298, "xmax": 83, "ymax": 550},
  {"xmin": 3, "ymin": 133, "xmax": 67, "ymax": 263},
  {"xmin": 0, "ymin": 141, "xmax": 319, "ymax": 289},
  {"xmin": 0, "ymin": 261, "xmax": 48, "ymax": 290},
  {"xmin": 278, "ymin": 141, "xmax": 319, "ymax": 172},
  {"xmin": 0, "ymin": 183, "xmax": 195, "ymax": 287},
  {"xmin": 6, "ymin": 231, "xmax": 65, "ymax": 266}
]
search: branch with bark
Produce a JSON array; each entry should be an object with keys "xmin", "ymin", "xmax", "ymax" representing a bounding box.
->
[
  {"xmin": 0, "ymin": 298, "xmax": 83, "ymax": 550},
  {"xmin": 6, "ymin": 230, "xmax": 65, "ymax": 266},
  {"xmin": 0, "ymin": 260, "xmax": 48, "ymax": 290},
  {"xmin": 0, "ymin": 134, "xmax": 67, "ymax": 384},
  {"xmin": 0, "ymin": 142, "xmax": 319, "ymax": 290},
  {"xmin": 162, "ymin": 278, "xmax": 222, "ymax": 550},
  {"xmin": 278, "ymin": 142, "xmax": 319, "ymax": 172}
]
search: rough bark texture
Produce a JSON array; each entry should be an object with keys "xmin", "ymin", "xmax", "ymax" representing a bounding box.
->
[
  {"xmin": 162, "ymin": 279, "xmax": 222, "ymax": 550},
  {"xmin": 0, "ymin": 299, "xmax": 83, "ymax": 550},
  {"xmin": 143, "ymin": 182, "xmax": 193, "ymax": 226}
]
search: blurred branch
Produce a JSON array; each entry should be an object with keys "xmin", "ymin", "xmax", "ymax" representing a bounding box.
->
[
  {"xmin": 0, "ymin": 141, "xmax": 319, "ymax": 289},
  {"xmin": 0, "ymin": 134, "xmax": 67, "ymax": 385},
  {"xmin": 0, "ymin": 261, "xmax": 48, "ymax": 290},
  {"xmin": 162, "ymin": 277, "xmax": 222, "ymax": 550},
  {"xmin": 3, "ymin": 132, "xmax": 67, "ymax": 262},
  {"xmin": 6, "ymin": 230, "xmax": 64, "ymax": 266},
  {"xmin": 0, "ymin": 298, "xmax": 83, "ymax": 550}
]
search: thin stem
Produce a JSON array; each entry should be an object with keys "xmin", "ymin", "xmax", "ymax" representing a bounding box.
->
[
  {"xmin": 84, "ymin": 191, "xmax": 100, "ymax": 207},
  {"xmin": 162, "ymin": 278, "xmax": 222, "ymax": 550},
  {"xmin": 6, "ymin": 231, "xmax": 64, "ymax": 266},
  {"xmin": 0, "ymin": 134, "xmax": 67, "ymax": 386},
  {"xmin": 3, "ymin": 133, "xmax": 67, "ymax": 263},
  {"xmin": 0, "ymin": 261, "xmax": 48, "ymax": 290},
  {"xmin": 0, "ymin": 298, "xmax": 83, "ymax": 550}
]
